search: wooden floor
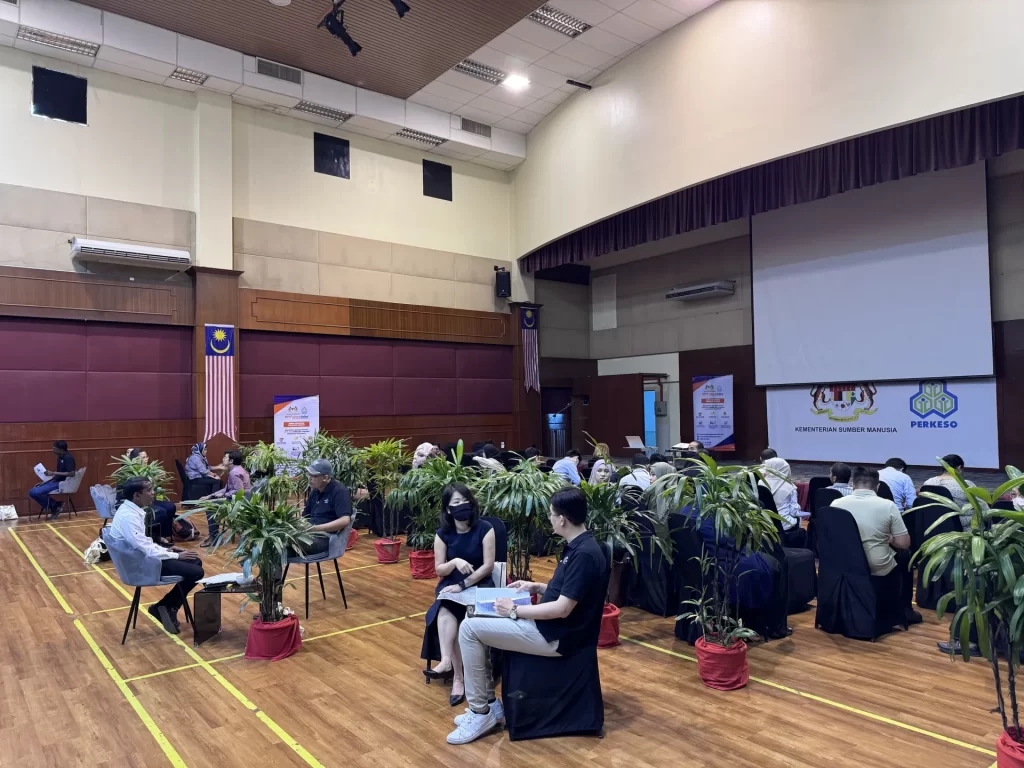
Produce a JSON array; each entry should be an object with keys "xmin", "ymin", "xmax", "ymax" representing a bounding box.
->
[{"xmin": 0, "ymin": 513, "xmax": 1003, "ymax": 768}]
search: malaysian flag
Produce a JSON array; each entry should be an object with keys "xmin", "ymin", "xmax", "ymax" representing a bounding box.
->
[
  {"xmin": 204, "ymin": 324, "xmax": 237, "ymax": 441},
  {"xmin": 522, "ymin": 307, "xmax": 539, "ymax": 393}
]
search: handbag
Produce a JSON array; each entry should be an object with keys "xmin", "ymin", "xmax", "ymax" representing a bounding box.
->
[{"xmin": 0, "ymin": 505, "xmax": 17, "ymax": 521}]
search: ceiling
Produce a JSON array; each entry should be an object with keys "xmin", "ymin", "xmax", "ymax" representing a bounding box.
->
[
  {"xmin": 409, "ymin": 0, "xmax": 719, "ymax": 135},
  {"xmin": 73, "ymin": 0, "xmax": 547, "ymax": 99}
]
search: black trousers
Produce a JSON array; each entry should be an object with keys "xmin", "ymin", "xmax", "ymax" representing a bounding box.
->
[
  {"xmin": 158, "ymin": 558, "xmax": 205, "ymax": 613},
  {"xmin": 151, "ymin": 501, "xmax": 176, "ymax": 540},
  {"xmin": 894, "ymin": 549, "xmax": 914, "ymax": 613},
  {"xmin": 288, "ymin": 538, "xmax": 331, "ymax": 559},
  {"xmin": 781, "ymin": 527, "xmax": 807, "ymax": 549}
]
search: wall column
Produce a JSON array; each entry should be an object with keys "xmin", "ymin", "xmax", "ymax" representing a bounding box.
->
[{"xmin": 193, "ymin": 90, "xmax": 233, "ymax": 270}]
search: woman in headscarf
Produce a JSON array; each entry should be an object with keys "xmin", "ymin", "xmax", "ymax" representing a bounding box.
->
[
  {"xmin": 762, "ymin": 456, "xmax": 804, "ymax": 547},
  {"xmin": 184, "ymin": 443, "xmax": 222, "ymax": 497},
  {"xmin": 587, "ymin": 458, "xmax": 613, "ymax": 484},
  {"xmin": 412, "ymin": 442, "xmax": 439, "ymax": 470},
  {"xmin": 650, "ymin": 460, "xmax": 674, "ymax": 480}
]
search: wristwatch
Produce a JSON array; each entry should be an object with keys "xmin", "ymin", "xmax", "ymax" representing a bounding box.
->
[
  {"xmin": 509, "ymin": 604, "xmax": 518, "ymax": 621},
  {"xmin": 458, "ymin": 579, "xmax": 467, "ymax": 590}
]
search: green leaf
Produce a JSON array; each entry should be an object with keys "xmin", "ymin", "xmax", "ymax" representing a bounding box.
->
[{"xmin": 972, "ymin": 536, "xmax": 986, "ymax": 566}]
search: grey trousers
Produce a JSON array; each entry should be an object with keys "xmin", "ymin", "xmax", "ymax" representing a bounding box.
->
[{"xmin": 458, "ymin": 617, "xmax": 559, "ymax": 712}]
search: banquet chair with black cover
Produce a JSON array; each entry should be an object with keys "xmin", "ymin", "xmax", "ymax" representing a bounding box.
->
[
  {"xmin": 815, "ymin": 505, "xmax": 906, "ymax": 640},
  {"xmin": 907, "ymin": 494, "xmax": 963, "ymax": 610},
  {"xmin": 807, "ymin": 487, "xmax": 842, "ymax": 556},
  {"xmin": 758, "ymin": 485, "xmax": 816, "ymax": 613}
]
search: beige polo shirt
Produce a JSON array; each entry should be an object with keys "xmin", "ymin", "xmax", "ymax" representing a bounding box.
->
[{"xmin": 830, "ymin": 489, "xmax": 908, "ymax": 576}]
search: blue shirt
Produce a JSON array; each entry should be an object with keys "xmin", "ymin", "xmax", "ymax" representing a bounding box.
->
[
  {"xmin": 878, "ymin": 466, "xmax": 917, "ymax": 512},
  {"xmin": 552, "ymin": 458, "xmax": 581, "ymax": 486}
]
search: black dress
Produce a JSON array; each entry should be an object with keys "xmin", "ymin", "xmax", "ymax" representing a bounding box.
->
[{"xmin": 421, "ymin": 520, "xmax": 495, "ymax": 662}]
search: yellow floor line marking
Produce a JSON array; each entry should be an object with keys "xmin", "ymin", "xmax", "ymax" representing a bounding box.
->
[
  {"xmin": 50, "ymin": 566, "xmax": 116, "ymax": 578},
  {"xmin": 49, "ymin": 525, "xmax": 325, "ymax": 768},
  {"xmin": 83, "ymin": 600, "xmax": 157, "ymax": 616},
  {"xmin": 622, "ymin": 636, "xmax": 997, "ymax": 758},
  {"xmin": 13, "ymin": 520, "xmax": 104, "ymax": 532},
  {"xmin": 11, "ymin": 530, "xmax": 187, "ymax": 768},
  {"xmin": 126, "ymin": 610, "xmax": 433, "ymax": 681}
]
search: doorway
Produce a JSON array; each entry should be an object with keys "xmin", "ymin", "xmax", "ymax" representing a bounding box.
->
[{"xmin": 541, "ymin": 387, "xmax": 572, "ymax": 457}]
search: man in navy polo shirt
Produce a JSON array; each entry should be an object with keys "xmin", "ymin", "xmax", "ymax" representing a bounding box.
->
[
  {"xmin": 29, "ymin": 440, "xmax": 76, "ymax": 519},
  {"xmin": 291, "ymin": 459, "xmax": 352, "ymax": 558},
  {"xmin": 447, "ymin": 487, "xmax": 608, "ymax": 745}
]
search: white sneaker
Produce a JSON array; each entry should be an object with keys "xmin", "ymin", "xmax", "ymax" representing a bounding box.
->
[
  {"xmin": 446, "ymin": 709, "xmax": 498, "ymax": 745},
  {"xmin": 454, "ymin": 698, "xmax": 504, "ymax": 727}
]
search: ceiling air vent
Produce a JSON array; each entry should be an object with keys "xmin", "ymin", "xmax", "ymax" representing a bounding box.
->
[
  {"xmin": 528, "ymin": 5, "xmax": 591, "ymax": 38},
  {"xmin": 460, "ymin": 117, "xmax": 491, "ymax": 139},
  {"xmin": 256, "ymin": 58, "xmax": 302, "ymax": 85},
  {"xmin": 666, "ymin": 281, "xmax": 736, "ymax": 302},
  {"xmin": 453, "ymin": 59, "xmax": 505, "ymax": 86}
]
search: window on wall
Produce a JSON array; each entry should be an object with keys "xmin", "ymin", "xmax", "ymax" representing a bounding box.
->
[
  {"xmin": 32, "ymin": 66, "xmax": 87, "ymax": 125},
  {"xmin": 314, "ymin": 132, "xmax": 350, "ymax": 179},
  {"xmin": 423, "ymin": 159, "xmax": 452, "ymax": 201},
  {"xmin": 643, "ymin": 390, "xmax": 657, "ymax": 451}
]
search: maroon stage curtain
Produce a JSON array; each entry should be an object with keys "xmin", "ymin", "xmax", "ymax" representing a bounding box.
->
[{"xmin": 521, "ymin": 94, "xmax": 1024, "ymax": 273}]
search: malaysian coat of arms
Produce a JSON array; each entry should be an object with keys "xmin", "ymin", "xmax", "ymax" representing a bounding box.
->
[{"xmin": 809, "ymin": 383, "xmax": 878, "ymax": 422}]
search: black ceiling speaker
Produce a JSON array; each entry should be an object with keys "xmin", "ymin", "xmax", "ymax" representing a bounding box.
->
[{"xmin": 495, "ymin": 267, "xmax": 511, "ymax": 298}]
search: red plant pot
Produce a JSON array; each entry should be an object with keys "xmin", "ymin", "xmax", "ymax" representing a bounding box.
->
[
  {"xmin": 375, "ymin": 538, "xmax": 402, "ymax": 564},
  {"xmin": 598, "ymin": 603, "xmax": 621, "ymax": 648},
  {"xmin": 999, "ymin": 729, "xmax": 1024, "ymax": 767},
  {"xmin": 244, "ymin": 614, "xmax": 302, "ymax": 661},
  {"xmin": 694, "ymin": 637, "xmax": 749, "ymax": 690},
  {"xmin": 347, "ymin": 529, "xmax": 359, "ymax": 550},
  {"xmin": 409, "ymin": 549, "xmax": 436, "ymax": 579}
]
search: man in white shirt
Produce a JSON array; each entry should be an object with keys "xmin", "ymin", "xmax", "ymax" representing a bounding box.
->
[
  {"xmin": 618, "ymin": 454, "xmax": 652, "ymax": 507},
  {"xmin": 878, "ymin": 457, "xmax": 917, "ymax": 513},
  {"xmin": 109, "ymin": 477, "xmax": 204, "ymax": 634}
]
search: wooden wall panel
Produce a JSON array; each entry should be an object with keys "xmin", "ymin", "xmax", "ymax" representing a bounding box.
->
[
  {"xmin": 239, "ymin": 288, "xmax": 512, "ymax": 345},
  {"xmin": 0, "ymin": 266, "xmax": 193, "ymax": 325},
  {"xmin": 240, "ymin": 413, "xmax": 517, "ymax": 452},
  {"xmin": 677, "ymin": 345, "xmax": 767, "ymax": 461},
  {"xmin": 586, "ymin": 373, "xmax": 645, "ymax": 456},
  {"xmin": 0, "ymin": 420, "xmax": 193, "ymax": 516},
  {"xmin": 995, "ymin": 320, "xmax": 1024, "ymax": 469},
  {"xmin": 540, "ymin": 357, "xmax": 598, "ymax": 452}
]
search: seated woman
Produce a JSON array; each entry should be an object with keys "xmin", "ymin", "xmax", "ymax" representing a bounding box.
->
[
  {"xmin": 184, "ymin": 442, "xmax": 223, "ymax": 498},
  {"xmin": 126, "ymin": 448, "xmax": 177, "ymax": 545},
  {"xmin": 421, "ymin": 483, "xmax": 496, "ymax": 707},
  {"xmin": 762, "ymin": 457, "xmax": 806, "ymax": 548},
  {"xmin": 587, "ymin": 459, "xmax": 613, "ymax": 484},
  {"xmin": 923, "ymin": 453, "xmax": 977, "ymax": 529}
]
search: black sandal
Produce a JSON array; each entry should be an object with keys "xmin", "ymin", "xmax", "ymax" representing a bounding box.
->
[{"xmin": 424, "ymin": 666, "xmax": 454, "ymax": 682}]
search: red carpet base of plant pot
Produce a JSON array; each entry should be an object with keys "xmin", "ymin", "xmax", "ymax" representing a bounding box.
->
[
  {"xmin": 999, "ymin": 729, "xmax": 1024, "ymax": 767},
  {"xmin": 409, "ymin": 549, "xmax": 436, "ymax": 579},
  {"xmin": 375, "ymin": 538, "xmax": 402, "ymax": 564},
  {"xmin": 694, "ymin": 637, "xmax": 749, "ymax": 690},
  {"xmin": 347, "ymin": 529, "xmax": 359, "ymax": 550},
  {"xmin": 598, "ymin": 603, "xmax": 621, "ymax": 648},
  {"xmin": 245, "ymin": 614, "xmax": 302, "ymax": 661}
]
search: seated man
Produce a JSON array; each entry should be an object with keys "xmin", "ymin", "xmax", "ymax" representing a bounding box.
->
[
  {"xmin": 448, "ymin": 487, "xmax": 607, "ymax": 745},
  {"xmin": 760, "ymin": 447, "xmax": 778, "ymax": 461},
  {"xmin": 108, "ymin": 477, "xmax": 204, "ymax": 634},
  {"xmin": 551, "ymin": 449, "xmax": 582, "ymax": 486},
  {"xmin": 828, "ymin": 462, "xmax": 853, "ymax": 496},
  {"xmin": 688, "ymin": 440, "xmax": 705, "ymax": 453},
  {"xmin": 618, "ymin": 453, "xmax": 652, "ymax": 506},
  {"xmin": 878, "ymin": 457, "xmax": 917, "ymax": 513},
  {"xmin": 292, "ymin": 459, "xmax": 352, "ymax": 557},
  {"xmin": 831, "ymin": 467, "xmax": 920, "ymax": 623},
  {"xmin": 29, "ymin": 440, "xmax": 75, "ymax": 519}
]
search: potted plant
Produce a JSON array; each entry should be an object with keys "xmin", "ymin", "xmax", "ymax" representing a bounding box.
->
[
  {"xmin": 362, "ymin": 438, "xmax": 410, "ymax": 563},
  {"xmin": 913, "ymin": 460, "xmax": 1024, "ymax": 764},
  {"xmin": 109, "ymin": 452, "xmax": 175, "ymax": 537},
  {"xmin": 185, "ymin": 480, "xmax": 320, "ymax": 661},
  {"xmin": 650, "ymin": 454, "xmax": 779, "ymax": 690},
  {"xmin": 580, "ymin": 480, "xmax": 670, "ymax": 647},
  {"xmin": 388, "ymin": 440, "xmax": 479, "ymax": 579},
  {"xmin": 472, "ymin": 457, "xmax": 566, "ymax": 582}
]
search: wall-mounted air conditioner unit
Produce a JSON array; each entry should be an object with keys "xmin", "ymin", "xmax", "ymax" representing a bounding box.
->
[
  {"xmin": 70, "ymin": 238, "xmax": 192, "ymax": 272},
  {"xmin": 666, "ymin": 280, "xmax": 735, "ymax": 302}
]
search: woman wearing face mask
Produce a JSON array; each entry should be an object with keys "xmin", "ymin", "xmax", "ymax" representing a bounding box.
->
[{"xmin": 421, "ymin": 483, "xmax": 496, "ymax": 706}]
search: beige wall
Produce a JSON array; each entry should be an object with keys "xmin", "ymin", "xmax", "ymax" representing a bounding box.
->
[
  {"xmin": 0, "ymin": 47, "xmax": 196, "ymax": 211},
  {"xmin": 0, "ymin": 182, "xmax": 193, "ymax": 272},
  {"xmin": 513, "ymin": 0, "xmax": 1024, "ymax": 257},
  {"xmin": 536, "ymin": 280, "xmax": 590, "ymax": 359},
  {"xmin": 590, "ymin": 235, "xmax": 751, "ymax": 359},
  {"xmin": 233, "ymin": 105, "xmax": 512, "ymax": 263},
  {"xmin": 234, "ymin": 218, "xmax": 512, "ymax": 312}
]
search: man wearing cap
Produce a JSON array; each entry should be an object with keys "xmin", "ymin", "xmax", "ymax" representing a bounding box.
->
[{"xmin": 295, "ymin": 459, "xmax": 353, "ymax": 557}]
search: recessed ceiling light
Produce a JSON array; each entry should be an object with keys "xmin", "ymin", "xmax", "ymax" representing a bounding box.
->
[
  {"xmin": 502, "ymin": 73, "xmax": 530, "ymax": 92},
  {"xmin": 528, "ymin": 5, "xmax": 590, "ymax": 38},
  {"xmin": 453, "ymin": 59, "xmax": 506, "ymax": 86},
  {"xmin": 394, "ymin": 128, "xmax": 446, "ymax": 147},
  {"xmin": 269, "ymin": 0, "xmax": 292, "ymax": 6},
  {"xmin": 169, "ymin": 66, "xmax": 208, "ymax": 85},
  {"xmin": 294, "ymin": 100, "xmax": 352, "ymax": 123},
  {"xmin": 16, "ymin": 26, "xmax": 99, "ymax": 57}
]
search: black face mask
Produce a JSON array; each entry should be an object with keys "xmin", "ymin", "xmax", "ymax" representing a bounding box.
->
[{"xmin": 449, "ymin": 502, "xmax": 473, "ymax": 522}]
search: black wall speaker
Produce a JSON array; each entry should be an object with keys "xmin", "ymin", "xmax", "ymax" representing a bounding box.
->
[{"xmin": 495, "ymin": 269, "xmax": 511, "ymax": 298}]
